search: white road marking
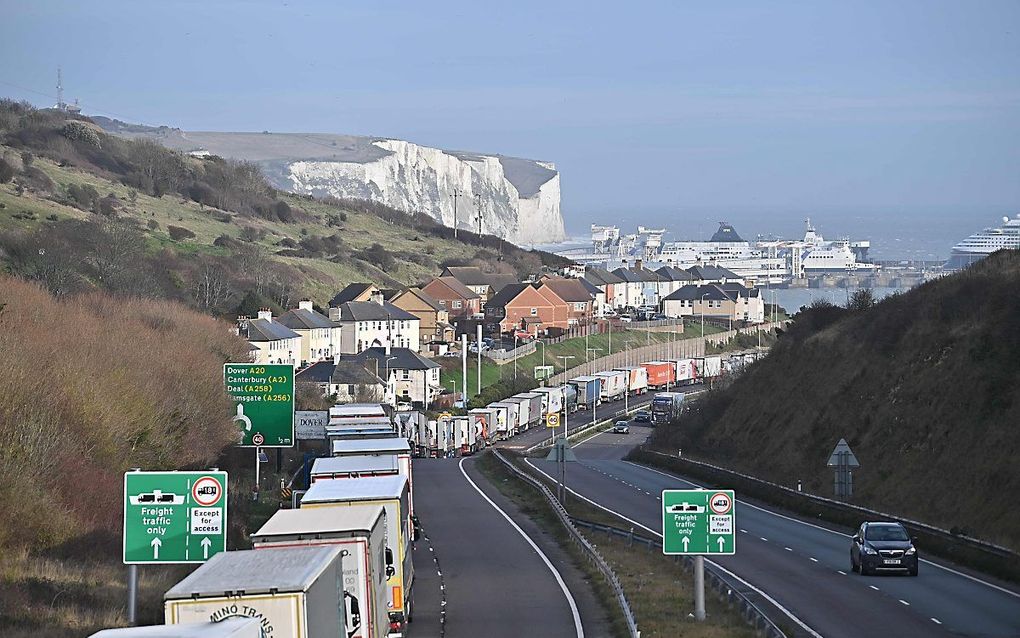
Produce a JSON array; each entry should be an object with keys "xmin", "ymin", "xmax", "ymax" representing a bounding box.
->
[
  {"xmin": 459, "ymin": 459, "xmax": 584, "ymax": 638},
  {"xmin": 869, "ymin": 585, "xmax": 880, "ymax": 591},
  {"xmin": 760, "ymin": 537, "xmax": 768, "ymax": 542},
  {"xmin": 784, "ymin": 547, "xmax": 793, "ymax": 552},
  {"xmin": 899, "ymin": 600, "xmax": 910, "ymax": 606},
  {"xmin": 524, "ymin": 458, "xmax": 822, "ymax": 638},
  {"xmin": 622, "ymin": 460, "xmax": 1020, "ymax": 600},
  {"xmin": 931, "ymin": 618, "xmax": 942, "ymax": 625},
  {"xmin": 809, "ymin": 557, "xmax": 819, "ymax": 563},
  {"xmin": 837, "ymin": 571, "xmax": 847, "ymax": 576},
  {"xmin": 740, "ymin": 529, "xmax": 748, "ymax": 534}
]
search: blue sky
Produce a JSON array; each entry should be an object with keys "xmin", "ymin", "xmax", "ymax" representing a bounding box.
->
[{"xmin": 1, "ymin": 0, "xmax": 1018, "ymax": 252}]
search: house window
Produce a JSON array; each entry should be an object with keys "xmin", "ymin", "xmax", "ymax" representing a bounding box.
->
[
  {"xmin": 439, "ymin": 299, "xmax": 447, "ymax": 307},
  {"xmin": 401, "ymin": 370, "xmax": 410, "ymax": 380},
  {"xmin": 574, "ymin": 302, "xmax": 586, "ymax": 311},
  {"xmin": 530, "ymin": 307, "xmax": 538, "ymax": 316},
  {"xmin": 452, "ymin": 300, "xmax": 462, "ymax": 309}
]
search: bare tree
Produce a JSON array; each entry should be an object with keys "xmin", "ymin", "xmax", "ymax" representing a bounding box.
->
[
  {"xmin": 193, "ymin": 263, "xmax": 233, "ymax": 310},
  {"xmin": 234, "ymin": 244, "xmax": 273, "ymax": 296}
]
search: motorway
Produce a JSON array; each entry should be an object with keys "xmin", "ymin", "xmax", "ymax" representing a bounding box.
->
[
  {"xmin": 409, "ymin": 455, "xmax": 611, "ymax": 638},
  {"xmin": 525, "ymin": 420, "xmax": 1020, "ymax": 638}
]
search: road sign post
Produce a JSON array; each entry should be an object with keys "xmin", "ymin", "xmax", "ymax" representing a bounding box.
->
[
  {"xmin": 224, "ymin": 364, "xmax": 295, "ymax": 447},
  {"xmin": 662, "ymin": 489, "xmax": 735, "ymax": 622},
  {"xmin": 123, "ymin": 471, "xmax": 228, "ymax": 564}
]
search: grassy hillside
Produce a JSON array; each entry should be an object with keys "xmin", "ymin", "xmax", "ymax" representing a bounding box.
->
[
  {"xmin": 0, "ymin": 99, "xmax": 568, "ymax": 315},
  {"xmin": 651, "ymin": 251, "xmax": 1020, "ymax": 550}
]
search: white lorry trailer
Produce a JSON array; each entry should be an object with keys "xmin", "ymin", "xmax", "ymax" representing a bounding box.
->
[
  {"xmin": 252, "ymin": 506, "xmax": 390, "ymax": 638},
  {"xmin": 613, "ymin": 366, "xmax": 649, "ymax": 395},
  {"xmin": 331, "ymin": 437, "xmax": 413, "ymax": 515},
  {"xmin": 90, "ymin": 619, "xmax": 260, "ymax": 638},
  {"xmin": 300, "ymin": 475, "xmax": 414, "ymax": 636},
  {"xmin": 593, "ymin": 370, "xmax": 627, "ymax": 402},
  {"xmin": 310, "ymin": 455, "xmax": 400, "ymax": 482},
  {"xmin": 164, "ymin": 546, "xmax": 345, "ymax": 638}
]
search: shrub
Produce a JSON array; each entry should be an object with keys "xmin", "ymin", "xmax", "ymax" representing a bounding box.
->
[
  {"xmin": 167, "ymin": 225, "xmax": 196, "ymax": 241},
  {"xmin": 66, "ymin": 183, "xmax": 100, "ymax": 210},
  {"xmin": 0, "ymin": 158, "xmax": 14, "ymax": 183},
  {"xmin": 147, "ymin": 219, "xmax": 160, "ymax": 230},
  {"xmin": 19, "ymin": 166, "xmax": 54, "ymax": 192},
  {"xmin": 0, "ymin": 275, "xmax": 250, "ymax": 552}
]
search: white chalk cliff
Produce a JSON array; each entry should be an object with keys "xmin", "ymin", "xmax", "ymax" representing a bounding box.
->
[
  {"xmin": 99, "ymin": 126, "xmax": 565, "ymax": 245},
  {"xmin": 283, "ymin": 139, "xmax": 564, "ymax": 245}
]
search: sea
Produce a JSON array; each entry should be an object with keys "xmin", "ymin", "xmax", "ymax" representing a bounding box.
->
[
  {"xmin": 543, "ymin": 208, "xmax": 1001, "ymax": 263},
  {"xmin": 765, "ymin": 286, "xmax": 909, "ymax": 315}
]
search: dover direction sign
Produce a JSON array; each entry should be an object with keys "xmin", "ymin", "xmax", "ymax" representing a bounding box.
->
[
  {"xmin": 224, "ymin": 363, "xmax": 294, "ymax": 447},
  {"xmin": 123, "ymin": 471, "xmax": 228, "ymax": 564},
  {"xmin": 662, "ymin": 489, "xmax": 736, "ymax": 555}
]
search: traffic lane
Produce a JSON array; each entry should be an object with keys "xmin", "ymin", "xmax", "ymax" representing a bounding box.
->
[
  {"xmin": 571, "ymin": 423, "xmax": 654, "ymax": 461},
  {"xmin": 533, "ymin": 458, "xmax": 954, "ymax": 638},
  {"xmin": 497, "ymin": 392, "xmax": 655, "ymax": 452},
  {"xmin": 411, "ymin": 458, "xmax": 601, "ymax": 638},
  {"xmin": 598, "ymin": 460, "xmax": 1020, "ymax": 637}
]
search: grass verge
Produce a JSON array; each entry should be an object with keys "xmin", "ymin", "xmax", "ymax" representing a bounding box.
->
[{"xmin": 477, "ymin": 451, "xmax": 756, "ymax": 638}]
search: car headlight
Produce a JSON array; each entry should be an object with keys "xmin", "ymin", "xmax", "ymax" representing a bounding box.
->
[
  {"xmin": 906, "ymin": 546, "xmax": 916, "ymax": 555},
  {"xmin": 863, "ymin": 545, "xmax": 877, "ymax": 555}
]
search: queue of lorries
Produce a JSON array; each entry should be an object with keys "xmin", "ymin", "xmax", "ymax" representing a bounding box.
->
[{"xmin": 92, "ymin": 351, "xmax": 748, "ymax": 638}]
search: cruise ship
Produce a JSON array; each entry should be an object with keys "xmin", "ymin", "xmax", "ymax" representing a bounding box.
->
[
  {"xmin": 557, "ymin": 220, "xmax": 876, "ymax": 284},
  {"xmin": 945, "ymin": 214, "xmax": 1020, "ymax": 270}
]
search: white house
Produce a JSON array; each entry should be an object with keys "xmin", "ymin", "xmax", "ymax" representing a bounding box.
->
[
  {"xmin": 295, "ymin": 359, "xmax": 387, "ymax": 404},
  {"xmin": 351, "ymin": 347, "xmax": 441, "ymax": 408},
  {"xmin": 329, "ymin": 292, "xmax": 421, "ymax": 355},
  {"xmin": 661, "ymin": 284, "xmax": 765, "ymax": 324},
  {"xmin": 240, "ymin": 310, "xmax": 301, "ymax": 366},
  {"xmin": 276, "ymin": 301, "xmax": 340, "ymax": 366}
]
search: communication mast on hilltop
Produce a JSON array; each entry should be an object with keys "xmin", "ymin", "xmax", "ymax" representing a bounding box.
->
[{"xmin": 54, "ymin": 67, "xmax": 81, "ymax": 114}]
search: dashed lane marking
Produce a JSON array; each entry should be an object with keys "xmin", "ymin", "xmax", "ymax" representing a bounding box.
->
[
  {"xmin": 869, "ymin": 585, "xmax": 880, "ymax": 591},
  {"xmin": 931, "ymin": 618, "xmax": 943, "ymax": 625},
  {"xmin": 899, "ymin": 600, "xmax": 910, "ymax": 606}
]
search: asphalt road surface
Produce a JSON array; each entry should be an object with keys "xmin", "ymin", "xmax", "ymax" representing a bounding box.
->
[
  {"xmin": 528, "ymin": 422, "xmax": 1020, "ymax": 638},
  {"xmin": 410, "ymin": 456, "xmax": 611, "ymax": 638}
]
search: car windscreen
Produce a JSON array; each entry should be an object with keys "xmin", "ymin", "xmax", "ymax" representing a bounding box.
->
[{"xmin": 865, "ymin": 525, "xmax": 909, "ymax": 541}]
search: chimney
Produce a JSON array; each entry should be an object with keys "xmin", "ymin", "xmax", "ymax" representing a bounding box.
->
[
  {"xmin": 635, "ymin": 259, "xmax": 643, "ymax": 271},
  {"xmin": 328, "ymin": 307, "xmax": 340, "ymax": 321},
  {"xmin": 298, "ymin": 300, "xmax": 313, "ymax": 312},
  {"xmin": 370, "ymin": 289, "xmax": 385, "ymax": 306},
  {"xmin": 257, "ymin": 308, "xmax": 272, "ymax": 322}
]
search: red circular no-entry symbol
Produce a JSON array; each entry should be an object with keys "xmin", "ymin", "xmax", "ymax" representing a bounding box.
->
[
  {"xmin": 709, "ymin": 492, "xmax": 732, "ymax": 515},
  {"xmin": 192, "ymin": 476, "xmax": 223, "ymax": 506},
  {"xmin": 252, "ymin": 433, "xmax": 265, "ymax": 446}
]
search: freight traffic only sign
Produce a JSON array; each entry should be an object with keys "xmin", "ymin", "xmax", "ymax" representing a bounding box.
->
[
  {"xmin": 224, "ymin": 363, "xmax": 294, "ymax": 447},
  {"xmin": 123, "ymin": 471, "xmax": 228, "ymax": 564},
  {"xmin": 662, "ymin": 489, "xmax": 736, "ymax": 555}
]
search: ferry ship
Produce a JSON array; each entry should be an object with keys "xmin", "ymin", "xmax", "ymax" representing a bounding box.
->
[
  {"xmin": 557, "ymin": 220, "xmax": 875, "ymax": 283},
  {"xmin": 945, "ymin": 214, "xmax": 1020, "ymax": 270}
]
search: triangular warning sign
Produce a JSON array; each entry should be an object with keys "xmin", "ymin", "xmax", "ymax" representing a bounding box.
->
[
  {"xmin": 826, "ymin": 438, "xmax": 860, "ymax": 467},
  {"xmin": 545, "ymin": 438, "xmax": 578, "ymax": 462}
]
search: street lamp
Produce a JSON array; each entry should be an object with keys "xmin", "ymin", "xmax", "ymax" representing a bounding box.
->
[
  {"xmin": 447, "ymin": 379, "xmax": 458, "ymax": 408},
  {"xmin": 586, "ymin": 347, "xmax": 602, "ymax": 375}
]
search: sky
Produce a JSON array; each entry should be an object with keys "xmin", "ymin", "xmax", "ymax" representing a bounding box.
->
[{"xmin": 1, "ymin": 0, "xmax": 1018, "ymax": 257}]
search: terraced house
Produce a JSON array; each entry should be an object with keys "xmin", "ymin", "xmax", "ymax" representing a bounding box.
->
[
  {"xmin": 276, "ymin": 301, "xmax": 340, "ymax": 366},
  {"xmin": 329, "ymin": 290, "xmax": 420, "ymax": 354}
]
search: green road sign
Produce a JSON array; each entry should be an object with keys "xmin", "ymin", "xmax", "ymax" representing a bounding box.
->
[
  {"xmin": 224, "ymin": 363, "xmax": 294, "ymax": 447},
  {"xmin": 662, "ymin": 489, "xmax": 736, "ymax": 555},
  {"xmin": 123, "ymin": 471, "xmax": 228, "ymax": 564}
]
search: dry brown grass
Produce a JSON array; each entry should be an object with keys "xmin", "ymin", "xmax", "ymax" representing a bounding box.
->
[{"xmin": 0, "ymin": 275, "xmax": 249, "ymax": 550}]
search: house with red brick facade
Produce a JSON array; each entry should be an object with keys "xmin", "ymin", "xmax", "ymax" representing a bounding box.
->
[
  {"xmin": 537, "ymin": 277, "xmax": 594, "ymax": 327},
  {"xmin": 420, "ymin": 276, "xmax": 482, "ymax": 322}
]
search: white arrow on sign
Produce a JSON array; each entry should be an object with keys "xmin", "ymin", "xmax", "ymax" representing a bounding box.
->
[
  {"xmin": 682, "ymin": 536, "xmax": 690, "ymax": 552},
  {"xmin": 717, "ymin": 536, "xmax": 726, "ymax": 552},
  {"xmin": 201, "ymin": 537, "xmax": 212, "ymax": 559},
  {"xmin": 151, "ymin": 537, "xmax": 162, "ymax": 560}
]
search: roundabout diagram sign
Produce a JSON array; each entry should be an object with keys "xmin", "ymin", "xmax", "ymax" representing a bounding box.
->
[{"xmin": 224, "ymin": 363, "xmax": 294, "ymax": 447}]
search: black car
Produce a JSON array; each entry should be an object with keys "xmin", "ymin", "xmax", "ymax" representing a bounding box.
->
[
  {"xmin": 634, "ymin": 410, "xmax": 651, "ymax": 422},
  {"xmin": 850, "ymin": 522, "xmax": 918, "ymax": 576}
]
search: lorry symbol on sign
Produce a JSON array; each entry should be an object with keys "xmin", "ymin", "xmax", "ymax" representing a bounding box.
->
[
  {"xmin": 192, "ymin": 477, "xmax": 223, "ymax": 507},
  {"xmin": 667, "ymin": 503, "xmax": 705, "ymax": 514},
  {"xmin": 129, "ymin": 490, "xmax": 184, "ymax": 505},
  {"xmin": 709, "ymin": 492, "xmax": 733, "ymax": 514}
]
